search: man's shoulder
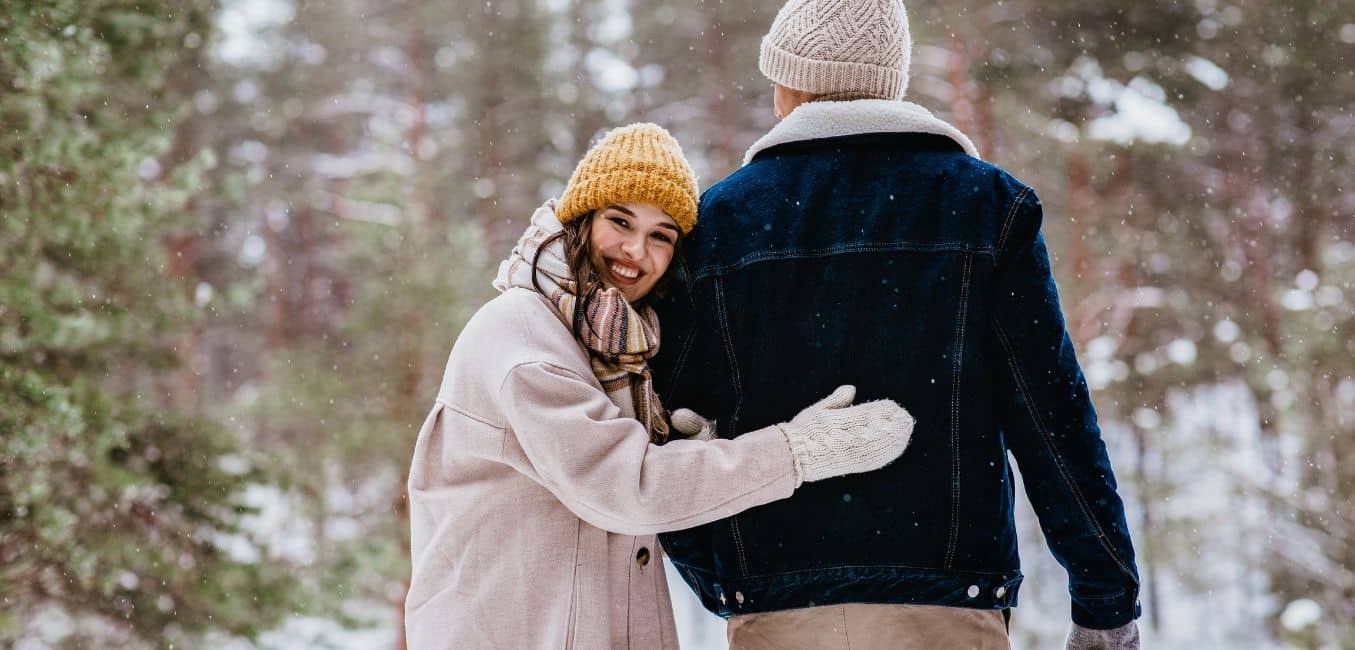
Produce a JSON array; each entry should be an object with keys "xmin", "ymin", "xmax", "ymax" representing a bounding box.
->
[
  {"xmin": 700, "ymin": 144, "xmax": 1035, "ymax": 212},
  {"xmin": 699, "ymin": 162, "xmax": 775, "ymax": 209}
]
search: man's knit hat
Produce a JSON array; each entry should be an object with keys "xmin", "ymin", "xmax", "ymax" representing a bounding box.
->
[
  {"xmin": 759, "ymin": 0, "xmax": 912, "ymax": 100},
  {"xmin": 557, "ymin": 123, "xmax": 699, "ymax": 234}
]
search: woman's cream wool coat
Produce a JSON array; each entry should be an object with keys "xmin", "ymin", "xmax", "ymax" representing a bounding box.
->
[{"xmin": 405, "ymin": 288, "xmax": 798, "ymax": 649}]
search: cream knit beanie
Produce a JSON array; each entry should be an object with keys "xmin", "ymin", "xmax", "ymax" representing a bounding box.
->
[{"xmin": 759, "ymin": 0, "xmax": 911, "ymax": 100}]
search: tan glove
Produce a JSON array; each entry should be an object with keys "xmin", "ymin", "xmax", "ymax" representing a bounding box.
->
[{"xmin": 670, "ymin": 385, "xmax": 914, "ymax": 487}]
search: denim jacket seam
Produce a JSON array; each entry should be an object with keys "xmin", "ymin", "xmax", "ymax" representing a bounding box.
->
[
  {"xmin": 1076, "ymin": 588, "xmax": 1133, "ymax": 602},
  {"xmin": 996, "ymin": 186, "xmax": 1034, "ymax": 257},
  {"xmin": 730, "ymin": 518, "xmax": 750, "ymax": 577},
  {"xmin": 944, "ymin": 252, "xmax": 974, "ymax": 568},
  {"xmin": 712, "ymin": 277, "xmax": 751, "ymax": 578},
  {"xmin": 691, "ymin": 240, "xmax": 994, "ymax": 282},
  {"xmin": 663, "ymin": 266, "xmax": 701, "ymax": 392},
  {"xmin": 732, "ymin": 563, "xmax": 1023, "ymax": 581},
  {"xmin": 679, "ymin": 566, "xmax": 713, "ymax": 607},
  {"xmin": 712, "ymin": 277, "xmax": 744, "ymax": 434},
  {"xmin": 990, "ymin": 319, "xmax": 1137, "ymax": 580},
  {"xmin": 665, "ymin": 321, "xmax": 698, "ymax": 397}
]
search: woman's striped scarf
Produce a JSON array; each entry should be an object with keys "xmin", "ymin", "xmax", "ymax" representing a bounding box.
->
[{"xmin": 493, "ymin": 201, "xmax": 670, "ymax": 444}]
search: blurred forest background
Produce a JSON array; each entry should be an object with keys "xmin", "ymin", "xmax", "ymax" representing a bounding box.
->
[{"xmin": 2, "ymin": 0, "xmax": 1353, "ymax": 647}]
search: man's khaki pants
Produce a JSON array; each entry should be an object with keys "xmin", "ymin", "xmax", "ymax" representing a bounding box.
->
[{"xmin": 727, "ymin": 603, "xmax": 1010, "ymax": 649}]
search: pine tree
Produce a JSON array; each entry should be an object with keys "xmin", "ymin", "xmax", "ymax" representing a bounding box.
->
[{"xmin": 0, "ymin": 1, "xmax": 302, "ymax": 645}]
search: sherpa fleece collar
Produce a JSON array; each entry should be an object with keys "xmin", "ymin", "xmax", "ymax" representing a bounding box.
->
[{"xmin": 742, "ymin": 99, "xmax": 981, "ymax": 165}]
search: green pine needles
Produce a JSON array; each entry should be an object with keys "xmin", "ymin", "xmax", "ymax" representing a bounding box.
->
[{"xmin": 1, "ymin": 2, "xmax": 301, "ymax": 645}]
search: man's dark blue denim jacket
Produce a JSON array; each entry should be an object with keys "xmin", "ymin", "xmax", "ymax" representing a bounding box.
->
[{"xmin": 652, "ymin": 126, "xmax": 1141, "ymax": 630}]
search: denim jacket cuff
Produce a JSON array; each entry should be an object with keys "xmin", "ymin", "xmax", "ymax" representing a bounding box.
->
[{"xmin": 1070, "ymin": 585, "xmax": 1141, "ymax": 629}]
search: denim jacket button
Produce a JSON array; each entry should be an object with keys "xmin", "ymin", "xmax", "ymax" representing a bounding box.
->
[
  {"xmin": 967, "ymin": 585, "xmax": 980, "ymax": 598},
  {"xmin": 735, "ymin": 591, "xmax": 746, "ymax": 605},
  {"xmin": 995, "ymin": 586, "xmax": 1007, "ymax": 598}
]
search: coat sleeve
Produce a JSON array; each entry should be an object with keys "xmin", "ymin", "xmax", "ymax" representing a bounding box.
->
[
  {"xmin": 498, "ymin": 360, "xmax": 797, "ymax": 536},
  {"xmin": 991, "ymin": 188, "xmax": 1141, "ymax": 630}
]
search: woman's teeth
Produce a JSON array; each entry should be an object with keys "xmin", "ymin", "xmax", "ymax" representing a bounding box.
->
[{"xmin": 610, "ymin": 263, "xmax": 639, "ymax": 280}]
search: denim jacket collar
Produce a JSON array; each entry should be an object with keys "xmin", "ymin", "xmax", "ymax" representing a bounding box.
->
[{"xmin": 743, "ymin": 99, "xmax": 982, "ymax": 165}]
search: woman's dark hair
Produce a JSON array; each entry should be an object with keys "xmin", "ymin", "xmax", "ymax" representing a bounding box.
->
[{"xmin": 530, "ymin": 209, "xmax": 684, "ymax": 342}]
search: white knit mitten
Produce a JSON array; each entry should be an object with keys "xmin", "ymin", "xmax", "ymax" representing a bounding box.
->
[
  {"xmin": 775, "ymin": 385, "xmax": 914, "ymax": 487},
  {"xmin": 670, "ymin": 409, "xmax": 718, "ymax": 441},
  {"xmin": 1066, "ymin": 621, "xmax": 1140, "ymax": 650}
]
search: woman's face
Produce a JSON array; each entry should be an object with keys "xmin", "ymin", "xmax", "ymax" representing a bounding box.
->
[{"xmin": 587, "ymin": 203, "xmax": 681, "ymax": 303}]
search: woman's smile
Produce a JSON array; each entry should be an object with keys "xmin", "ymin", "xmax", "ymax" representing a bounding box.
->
[
  {"xmin": 588, "ymin": 203, "xmax": 678, "ymax": 302},
  {"xmin": 605, "ymin": 258, "xmax": 644, "ymax": 283}
]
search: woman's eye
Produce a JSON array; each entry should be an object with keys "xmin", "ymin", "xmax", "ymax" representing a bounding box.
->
[
  {"xmin": 608, "ymin": 216, "xmax": 629, "ymax": 228},
  {"xmin": 651, "ymin": 233, "xmax": 674, "ymax": 245}
]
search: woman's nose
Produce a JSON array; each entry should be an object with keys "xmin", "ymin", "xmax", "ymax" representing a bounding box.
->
[{"xmin": 621, "ymin": 235, "xmax": 644, "ymax": 260}]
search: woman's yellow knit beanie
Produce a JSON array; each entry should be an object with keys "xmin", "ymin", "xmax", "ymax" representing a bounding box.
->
[{"xmin": 557, "ymin": 123, "xmax": 699, "ymax": 234}]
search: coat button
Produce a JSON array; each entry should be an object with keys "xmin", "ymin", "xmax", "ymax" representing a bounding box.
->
[
  {"xmin": 636, "ymin": 547, "xmax": 651, "ymax": 567},
  {"xmin": 995, "ymin": 586, "xmax": 1007, "ymax": 598},
  {"xmin": 735, "ymin": 591, "xmax": 746, "ymax": 605},
  {"xmin": 967, "ymin": 585, "xmax": 980, "ymax": 598}
]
